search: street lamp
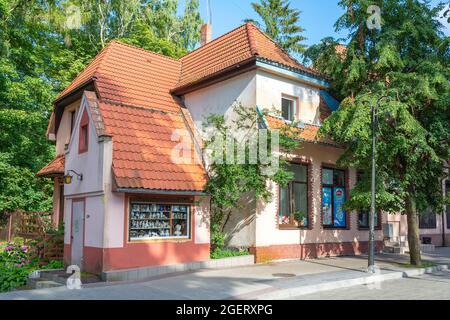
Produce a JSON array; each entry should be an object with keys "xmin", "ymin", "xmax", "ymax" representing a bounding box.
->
[{"xmin": 368, "ymin": 95, "xmax": 389, "ymax": 273}]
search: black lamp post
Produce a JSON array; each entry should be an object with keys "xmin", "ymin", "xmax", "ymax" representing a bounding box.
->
[{"xmin": 368, "ymin": 95, "xmax": 389, "ymax": 273}]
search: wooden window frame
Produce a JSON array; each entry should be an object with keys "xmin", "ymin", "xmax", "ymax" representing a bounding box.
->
[
  {"xmin": 278, "ymin": 161, "xmax": 312, "ymax": 230},
  {"xmin": 127, "ymin": 198, "xmax": 193, "ymax": 242},
  {"xmin": 321, "ymin": 165, "xmax": 349, "ymax": 230}
]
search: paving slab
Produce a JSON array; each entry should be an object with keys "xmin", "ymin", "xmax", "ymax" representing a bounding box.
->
[{"xmin": 1, "ymin": 249, "xmax": 450, "ymax": 300}]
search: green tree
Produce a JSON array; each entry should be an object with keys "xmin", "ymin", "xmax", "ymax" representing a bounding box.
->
[
  {"xmin": 306, "ymin": 0, "xmax": 450, "ymax": 266},
  {"xmin": 204, "ymin": 104, "xmax": 300, "ymax": 251},
  {"xmin": 0, "ymin": 1, "xmax": 58, "ymax": 215},
  {"xmin": 180, "ymin": 0, "xmax": 203, "ymax": 50},
  {"xmin": 0, "ymin": 0, "xmax": 200, "ymax": 217},
  {"xmin": 247, "ymin": 0, "xmax": 307, "ymax": 55}
]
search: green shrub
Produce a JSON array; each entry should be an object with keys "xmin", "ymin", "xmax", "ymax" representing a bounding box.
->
[
  {"xmin": 0, "ymin": 242, "xmax": 35, "ymax": 292},
  {"xmin": 210, "ymin": 248, "xmax": 249, "ymax": 260},
  {"xmin": 0, "ymin": 242, "xmax": 64, "ymax": 292},
  {"xmin": 210, "ymin": 224, "xmax": 226, "ymax": 252},
  {"xmin": 43, "ymin": 260, "xmax": 64, "ymax": 270}
]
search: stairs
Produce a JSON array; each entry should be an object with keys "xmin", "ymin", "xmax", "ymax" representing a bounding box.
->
[
  {"xmin": 26, "ymin": 269, "xmax": 66, "ymax": 289},
  {"xmin": 383, "ymin": 240, "xmax": 436, "ymax": 254},
  {"xmin": 383, "ymin": 240, "xmax": 408, "ymax": 254}
]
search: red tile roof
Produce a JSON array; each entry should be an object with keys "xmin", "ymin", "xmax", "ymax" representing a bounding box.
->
[
  {"xmin": 56, "ymin": 23, "xmax": 322, "ymax": 106},
  {"xmin": 49, "ymin": 23, "xmax": 332, "ymax": 192},
  {"xmin": 56, "ymin": 41, "xmax": 183, "ymax": 113},
  {"xmin": 176, "ymin": 23, "xmax": 321, "ymax": 89},
  {"xmin": 265, "ymin": 116, "xmax": 341, "ymax": 148},
  {"xmin": 99, "ymin": 102, "xmax": 207, "ymax": 191},
  {"xmin": 37, "ymin": 155, "xmax": 65, "ymax": 177}
]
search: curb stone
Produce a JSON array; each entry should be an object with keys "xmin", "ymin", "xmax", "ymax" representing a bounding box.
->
[{"xmin": 252, "ymin": 264, "xmax": 450, "ymax": 300}]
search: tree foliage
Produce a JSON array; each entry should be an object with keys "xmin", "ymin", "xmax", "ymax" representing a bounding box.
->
[
  {"xmin": 0, "ymin": 0, "xmax": 203, "ymax": 217},
  {"xmin": 204, "ymin": 104, "xmax": 301, "ymax": 251},
  {"xmin": 247, "ymin": 0, "xmax": 307, "ymax": 55},
  {"xmin": 305, "ymin": 0, "xmax": 450, "ymax": 265}
]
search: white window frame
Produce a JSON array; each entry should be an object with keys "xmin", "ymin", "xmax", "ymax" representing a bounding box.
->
[{"xmin": 281, "ymin": 96, "xmax": 297, "ymax": 122}]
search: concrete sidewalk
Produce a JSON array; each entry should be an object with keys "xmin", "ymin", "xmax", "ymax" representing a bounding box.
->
[{"xmin": 1, "ymin": 248, "xmax": 449, "ymax": 300}]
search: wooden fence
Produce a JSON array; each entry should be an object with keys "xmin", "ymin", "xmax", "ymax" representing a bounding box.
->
[
  {"xmin": 0, "ymin": 211, "xmax": 52, "ymax": 242},
  {"xmin": 0, "ymin": 211, "xmax": 63, "ymax": 263}
]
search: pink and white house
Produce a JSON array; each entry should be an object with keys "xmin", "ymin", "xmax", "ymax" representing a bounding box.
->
[{"xmin": 38, "ymin": 23, "xmax": 391, "ymax": 275}]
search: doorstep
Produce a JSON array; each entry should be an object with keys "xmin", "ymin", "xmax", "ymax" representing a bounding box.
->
[{"xmin": 101, "ymin": 255, "xmax": 255, "ymax": 282}]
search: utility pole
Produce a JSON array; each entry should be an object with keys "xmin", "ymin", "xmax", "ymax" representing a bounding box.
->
[
  {"xmin": 206, "ymin": 0, "xmax": 212, "ymax": 25},
  {"xmin": 368, "ymin": 96, "xmax": 388, "ymax": 273}
]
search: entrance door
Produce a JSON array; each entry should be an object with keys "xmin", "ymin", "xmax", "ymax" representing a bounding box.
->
[{"xmin": 71, "ymin": 199, "xmax": 85, "ymax": 269}]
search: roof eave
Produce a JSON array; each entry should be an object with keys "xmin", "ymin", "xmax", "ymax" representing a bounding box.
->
[
  {"xmin": 255, "ymin": 58, "xmax": 331, "ymax": 89},
  {"xmin": 115, "ymin": 188, "xmax": 209, "ymax": 196},
  {"xmin": 171, "ymin": 57, "xmax": 257, "ymax": 95}
]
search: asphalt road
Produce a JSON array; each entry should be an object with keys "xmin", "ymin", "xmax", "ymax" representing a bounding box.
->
[{"xmin": 293, "ymin": 269, "xmax": 450, "ymax": 300}]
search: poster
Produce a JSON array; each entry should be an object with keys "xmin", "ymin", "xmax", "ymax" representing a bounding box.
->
[
  {"xmin": 322, "ymin": 187, "xmax": 332, "ymax": 225},
  {"xmin": 333, "ymin": 187, "xmax": 346, "ymax": 227}
]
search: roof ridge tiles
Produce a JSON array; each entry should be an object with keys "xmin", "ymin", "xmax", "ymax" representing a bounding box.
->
[
  {"xmin": 246, "ymin": 22, "xmax": 319, "ymax": 76},
  {"xmin": 109, "ymin": 40, "xmax": 181, "ymax": 63},
  {"xmin": 245, "ymin": 22, "xmax": 259, "ymax": 56}
]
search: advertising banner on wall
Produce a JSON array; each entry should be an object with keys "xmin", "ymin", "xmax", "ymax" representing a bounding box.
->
[
  {"xmin": 322, "ymin": 187, "xmax": 332, "ymax": 225},
  {"xmin": 333, "ymin": 187, "xmax": 346, "ymax": 227}
]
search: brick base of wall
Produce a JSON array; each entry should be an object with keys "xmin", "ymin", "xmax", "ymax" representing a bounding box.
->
[{"xmin": 249, "ymin": 241, "xmax": 384, "ymax": 263}]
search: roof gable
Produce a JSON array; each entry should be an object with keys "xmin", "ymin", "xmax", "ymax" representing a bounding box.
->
[
  {"xmin": 56, "ymin": 23, "xmax": 323, "ymax": 107},
  {"xmin": 175, "ymin": 23, "xmax": 321, "ymax": 90},
  {"xmin": 57, "ymin": 41, "xmax": 183, "ymax": 113}
]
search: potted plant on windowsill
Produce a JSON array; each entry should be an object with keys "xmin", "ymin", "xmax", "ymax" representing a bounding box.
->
[{"xmin": 293, "ymin": 211, "xmax": 307, "ymax": 227}]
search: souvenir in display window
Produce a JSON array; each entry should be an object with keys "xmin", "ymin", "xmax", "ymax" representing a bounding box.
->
[{"xmin": 129, "ymin": 202, "xmax": 190, "ymax": 241}]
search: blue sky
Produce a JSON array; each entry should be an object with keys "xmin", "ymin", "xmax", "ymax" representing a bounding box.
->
[{"xmin": 178, "ymin": 0, "xmax": 449, "ymax": 46}]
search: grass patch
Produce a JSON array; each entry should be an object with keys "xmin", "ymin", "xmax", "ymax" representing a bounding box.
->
[{"xmin": 210, "ymin": 248, "xmax": 249, "ymax": 260}]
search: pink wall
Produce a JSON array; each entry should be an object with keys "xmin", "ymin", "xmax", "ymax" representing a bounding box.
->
[{"xmin": 255, "ymin": 143, "xmax": 383, "ymax": 248}]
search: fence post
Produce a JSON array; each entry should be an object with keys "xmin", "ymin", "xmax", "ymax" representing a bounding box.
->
[{"xmin": 7, "ymin": 213, "xmax": 13, "ymax": 242}]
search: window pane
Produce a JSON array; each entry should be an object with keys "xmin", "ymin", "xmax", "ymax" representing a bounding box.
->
[
  {"xmin": 282, "ymin": 98, "xmax": 294, "ymax": 121},
  {"xmin": 172, "ymin": 205, "xmax": 189, "ymax": 237},
  {"xmin": 81, "ymin": 125, "xmax": 88, "ymax": 150},
  {"xmin": 419, "ymin": 208, "xmax": 436, "ymax": 229},
  {"xmin": 322, "ymin": 169, "xmax": 333, "ymax": 185},
  {"xmin": 279, "ymin": 186, "xmax": 290, "ymax": 225},
  {"xmin": 293, "ymin": 183, "xmax": 307, "ymax": 226},
  {"xmin": 359, "ymin": 211, "xmax": 369, "ymax": 228},
  {"xmin": 322, "ymin": 187, "xmax": 333, "ymax": 225},
  {"xmin": 289, "ymin": 163, "xmax": 307, "ymax": 182},
  {"xmin": 129, "ymin": 203, "xmax": 190, "ymax": 240},
  {"xmin": 334, "ymin": 170, "xmax": 345, "ymax": 186}
]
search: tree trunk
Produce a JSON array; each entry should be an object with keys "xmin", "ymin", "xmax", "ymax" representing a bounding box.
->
[{"xmin": 405, "ymin": 196, "xmax": 421, "ymax": 266}]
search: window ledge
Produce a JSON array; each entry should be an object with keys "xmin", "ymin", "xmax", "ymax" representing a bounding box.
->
[
  {"xmin": 279, "ymin": 225, "xmax": 309, "ymax": 230},
  {"xmin": 322, "ymin": 226, "xmax": 349, "ymax": 230},
  {"xmin": 358, "ymin": 227, "xmax": 382, "ymax": 231}
]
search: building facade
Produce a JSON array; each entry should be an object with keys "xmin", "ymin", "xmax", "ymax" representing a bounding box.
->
[{"xmin": 38, "ymin": 23, "xmax": 388, "ymax": 273}]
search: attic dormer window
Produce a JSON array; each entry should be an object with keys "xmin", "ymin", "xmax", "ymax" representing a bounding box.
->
[
  {"xmin": 78, "ymin": 109, "xmax": 89, "ymax": 154},
  {"xmin": 282, "ymin": 96, "xmax": 296, "ymax": 122}
]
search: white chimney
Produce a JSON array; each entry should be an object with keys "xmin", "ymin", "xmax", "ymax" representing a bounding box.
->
[{"xmin": 200, "ymin": 24, "xmax": 212, "ymax": 46}]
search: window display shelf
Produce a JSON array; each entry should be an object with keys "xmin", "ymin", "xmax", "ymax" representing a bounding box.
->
[{"xmin": 129, "ymin": 202, "xmax": 190, "ymax": 241}]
